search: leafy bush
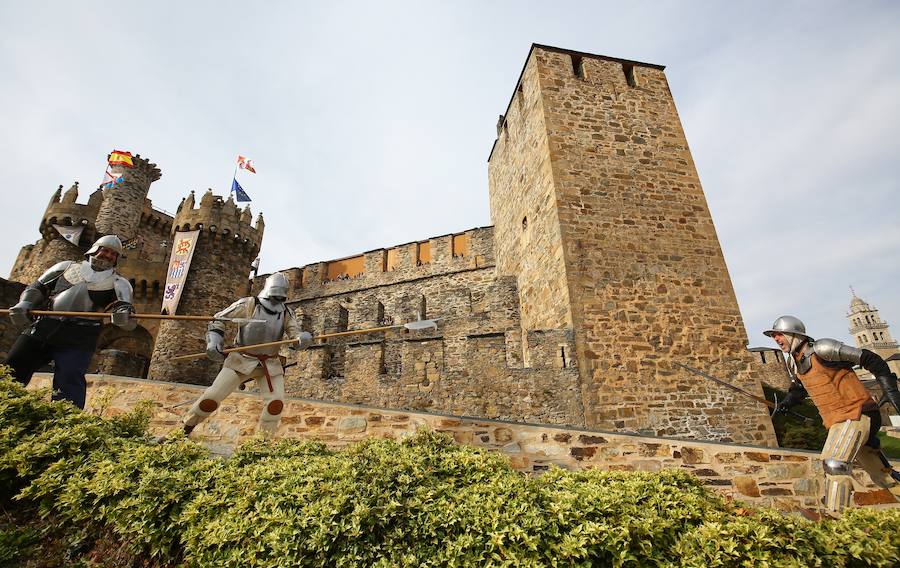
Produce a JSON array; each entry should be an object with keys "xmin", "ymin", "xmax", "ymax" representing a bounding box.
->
[{"xmin": 2, "ymin": 374, "xmax": 900, "ymax": 567}]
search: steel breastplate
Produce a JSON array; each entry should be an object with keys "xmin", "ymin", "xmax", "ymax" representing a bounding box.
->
[
  {"xmin": 257, "ymin": 296, "xmax": 286, "ymax": 313},
  {"xmin": 237, "ymin": 304, "xmax": 285, "ymax": 354},
  {"xmin": 49, "ymin": 263, "xmax": 117, "ymax": 313}
]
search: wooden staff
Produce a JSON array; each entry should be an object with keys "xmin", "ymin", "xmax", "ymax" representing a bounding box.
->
[
  {"xmin": 166, "ymin": 319, "xmax": 440, "ymax": 362},
  {"xmin": 675, "ymin": 362, "xmax": 815, "ymax": 422},
  {"xmin": 0, "ymin": 309, "xmax": 263, "ymax": 324}
]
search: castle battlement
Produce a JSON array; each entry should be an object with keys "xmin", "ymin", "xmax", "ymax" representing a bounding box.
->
[
  {"xmin": 108, "ymin": 154, "xmax": 162, "ymax": 186},
  {"xmin": 40, "ymin": 183, "xmax": 103, "ymax": 242},
  {"xmin": 173, "ymin": 190, "xmax": 264, "ymax": 253},
  {"xmin": 252, "ymin": 226, "xmax": 495, "ymax": 301}
]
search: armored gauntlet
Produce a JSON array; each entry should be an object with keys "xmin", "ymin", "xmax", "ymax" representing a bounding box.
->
[
  {"xmin": 206, "ymin": 330, "xmax": 226, "ymax": 362},
  {"xmin": 290, "ymin": 332, "xmax": 313, "ymax": 351}
]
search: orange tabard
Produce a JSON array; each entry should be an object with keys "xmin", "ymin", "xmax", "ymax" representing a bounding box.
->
[{"xmin": 796, "ymin": 353, "xmax": 873, "ymax": 428}]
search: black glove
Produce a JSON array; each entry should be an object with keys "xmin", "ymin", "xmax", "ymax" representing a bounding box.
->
[
  {"xmin": 773, "ymin": 385, "xmax": 804, "ymax": 416},
  {"xmin": 876, "ymin": 373, "xmax": 900, "ymax": 415}
]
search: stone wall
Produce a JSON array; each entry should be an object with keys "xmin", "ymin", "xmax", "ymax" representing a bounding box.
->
[
  {"xmin": 0, "ymin": 278, "xmax": 26, "ymax": 359},
  {"xmin": 28, "ymin": 374, "xmax": 899, "ymax": 513},
  {"xmin": 244, "ymin": 226, "xmax": 584, "ymax": 425},
  {"xmin": 488, "ymin": 45, "xmax": 776, "ymax": 446},
  {"xmin": 750, "ymin": 348, "xmax": 792, "ymax": 392},
  {"xmin": 252, "ymin": 226, "xmax": 495, "ymax": 301},
  {"xmin": 487, "ymin": 62, "xmax": 574, "ymax": 338}
]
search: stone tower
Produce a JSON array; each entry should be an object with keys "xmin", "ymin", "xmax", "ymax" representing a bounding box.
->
[
  {"xmin": 10, "ymin": 182, "xmax": 105, "ymax": 283},
  {"xmin": 94, "ymin": 154, "xmax": 162, "ymax": 240},
  {"xmin": 487, "ymin": 45, "xmax": 775, "ymax": 445},
  {"xmin": 148, "ymin": 190, "xmax": 263, "ymax": 385},
  {"xmin": 848, "ymin": 291, "xmax": 900, "ymax": 376}
]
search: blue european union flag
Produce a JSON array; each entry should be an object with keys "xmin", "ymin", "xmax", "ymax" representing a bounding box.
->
[{"xmin": 232, "ymin": 178, "xmax": 252, "ymax": 202}]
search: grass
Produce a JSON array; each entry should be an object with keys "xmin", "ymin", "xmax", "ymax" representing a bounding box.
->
[{"xmin": 878, "ymin": 431, "xmax": 900, "ymax": 459}]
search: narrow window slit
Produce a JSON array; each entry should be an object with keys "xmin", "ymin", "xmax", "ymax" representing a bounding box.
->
[
  {"xmin": 571, "ymin": 55, "xmax": 584, "ymax": 80},
  {"xmin": 623, "ymin": 63, "xmax": 636, "ymax": 87}
]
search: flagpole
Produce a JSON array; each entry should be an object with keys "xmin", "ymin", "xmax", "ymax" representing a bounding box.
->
[{"xmin": 230, "ymin": 161, "xmax": 238, "ymax": 196}]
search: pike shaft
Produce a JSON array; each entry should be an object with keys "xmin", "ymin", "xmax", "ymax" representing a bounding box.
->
[
  {"xmin": 675, "ymin": 362, "xmax": 775, "ymax": 409},
  {"xmin": 167, "ymin": 324, "xmax": 408, "ymax": 362},
  {"xmin": 0, "ymin": 308, "xmax": 233, "ymax": 322}
]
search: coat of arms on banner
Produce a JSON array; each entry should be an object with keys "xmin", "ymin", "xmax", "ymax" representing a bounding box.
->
[{"xmin": 161, "ymin": 230, "xmax": 200, "ymax": 315}]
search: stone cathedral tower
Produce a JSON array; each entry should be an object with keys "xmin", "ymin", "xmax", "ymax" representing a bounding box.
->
[
  {"xmin": 488, "ymin": 45, "xmax": 775, "ymax": 444},
  {"xmin": 848, "ymin": 291, "xmax": 900, "ymax": 376}
]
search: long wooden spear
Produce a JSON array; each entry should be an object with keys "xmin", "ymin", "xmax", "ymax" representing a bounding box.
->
[
  {"xmin": 166, "ymin": 318, "xmax": 440, "ymax": 362},
  {"xmin": 675, "ymin": 362, "xmax": 814, "ymax": 422},
  {"xmin": 0, "ymin": 309, "xmax": 264, "ymax": 325}
]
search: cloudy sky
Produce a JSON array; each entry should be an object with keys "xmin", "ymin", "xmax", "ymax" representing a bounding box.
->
[{"xmin": 1, "ymin": 1, "xmax": 897, "ymax": 346}]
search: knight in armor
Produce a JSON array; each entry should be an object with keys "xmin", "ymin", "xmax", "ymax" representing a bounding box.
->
[
  {"xmin": 5, "ymin": 235, "xmax": 136, "ymax": 409},
  {"xmin": 765, "ymin": 315, "xmax": 900, "ymax": 515},
  {"xmin": 177, "ymin": 272, "xmax": 311, "ymax": 439}
]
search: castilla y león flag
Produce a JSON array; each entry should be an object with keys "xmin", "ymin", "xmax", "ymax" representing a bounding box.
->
[{"xmin": 237, "ymin": 155, "xmax": 256, "ymax": 173}]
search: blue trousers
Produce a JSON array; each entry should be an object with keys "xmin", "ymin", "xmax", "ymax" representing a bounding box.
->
[{"xmin": 6, "ymin": 334, "xmax": 94, "ymax": 409}]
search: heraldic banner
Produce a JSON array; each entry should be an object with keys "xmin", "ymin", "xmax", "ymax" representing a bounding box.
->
[{"xmin": 161, "ymin": 230, "xmax": 200, "ymax": 315}]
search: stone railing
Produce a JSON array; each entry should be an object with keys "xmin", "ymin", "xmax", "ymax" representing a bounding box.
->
[{"xmin": 26, "ymin": 374, "xmax": 900, "ymax": 512}]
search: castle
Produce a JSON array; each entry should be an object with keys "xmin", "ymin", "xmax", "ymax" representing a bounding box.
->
[{"xmin": 3, "ymin": 44, "xmax": 782, "ymax": 446}]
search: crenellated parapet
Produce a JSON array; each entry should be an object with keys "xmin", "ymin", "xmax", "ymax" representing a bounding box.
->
[
  {"xmin": 39, "ymin": 183, "xmax": 103, "ymax": 246},
  {"xmin": 172, "ymin": 190, "xmax": 264, "ymax": 255},
  {"xmin": 139, "ymin": 200, "xmax": 174, "ymax": 235},
  {"xmin": 251, "ymin": 226, "xmax": 495, "ymax": 301}
]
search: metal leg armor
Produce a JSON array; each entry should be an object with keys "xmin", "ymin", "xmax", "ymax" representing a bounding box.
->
[
  {"xmin": 182, "ymin": 366, "xmax": 247, "ymax": 428},
  {"xmin": 256, "ymin": 372, "xmax": 285, "ymax": 438},
  {"xmin": 820, "ymin": 417, "xmax": 869, "ymax": 514}
]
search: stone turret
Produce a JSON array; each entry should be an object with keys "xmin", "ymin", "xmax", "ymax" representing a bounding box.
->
[
  {"xmin": 93, "ymin": 153, "xmax": 161, "ymax": 240},
  {"xmin": 11, "ymin": 181, "xmax": 105, "ymax": 282},
  {"xmin": 148, "ymin": 189, "xmax": 264, "ymax": 385}
]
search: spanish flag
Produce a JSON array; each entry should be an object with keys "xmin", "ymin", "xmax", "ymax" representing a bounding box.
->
[{"xmin": 108, "ymin": 150, "xmax": 134, "ymax": 168}]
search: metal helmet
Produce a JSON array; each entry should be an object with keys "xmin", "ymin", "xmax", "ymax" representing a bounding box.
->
[
  {"xmin": 84, "ymin": 235, "xmax": 124, "ymax": 258},
  {"xmin": 763, "ymin": 315, "xmax": 809, "ymax": 339},
  {"xmin": 259, "ymin": 272, "xmax": 290, "ymax": 301},
  {"xmin": 84, "ymin": 234, "xmax": 124, "ymax": 268}
]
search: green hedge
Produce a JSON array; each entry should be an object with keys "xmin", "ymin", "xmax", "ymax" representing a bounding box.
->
[{"xmin": 2, "ymin": 374, "xmax": 900, "ymax": 567}]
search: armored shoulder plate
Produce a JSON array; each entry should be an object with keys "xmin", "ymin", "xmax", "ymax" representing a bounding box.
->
[
  {"xmin": 113, "ymin": 276, "xmax": 133, "ymax": 303},
  {"xmin": 208, "ymin": 297, "xmax": 253, "ymax": 333},
  {"xmin": 36, "ymin": 261, "xmax": 74, "ymax": 285},
  {"xmin": 812, "ymin": 338, "xmax": 862, "ymax": 365}
]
